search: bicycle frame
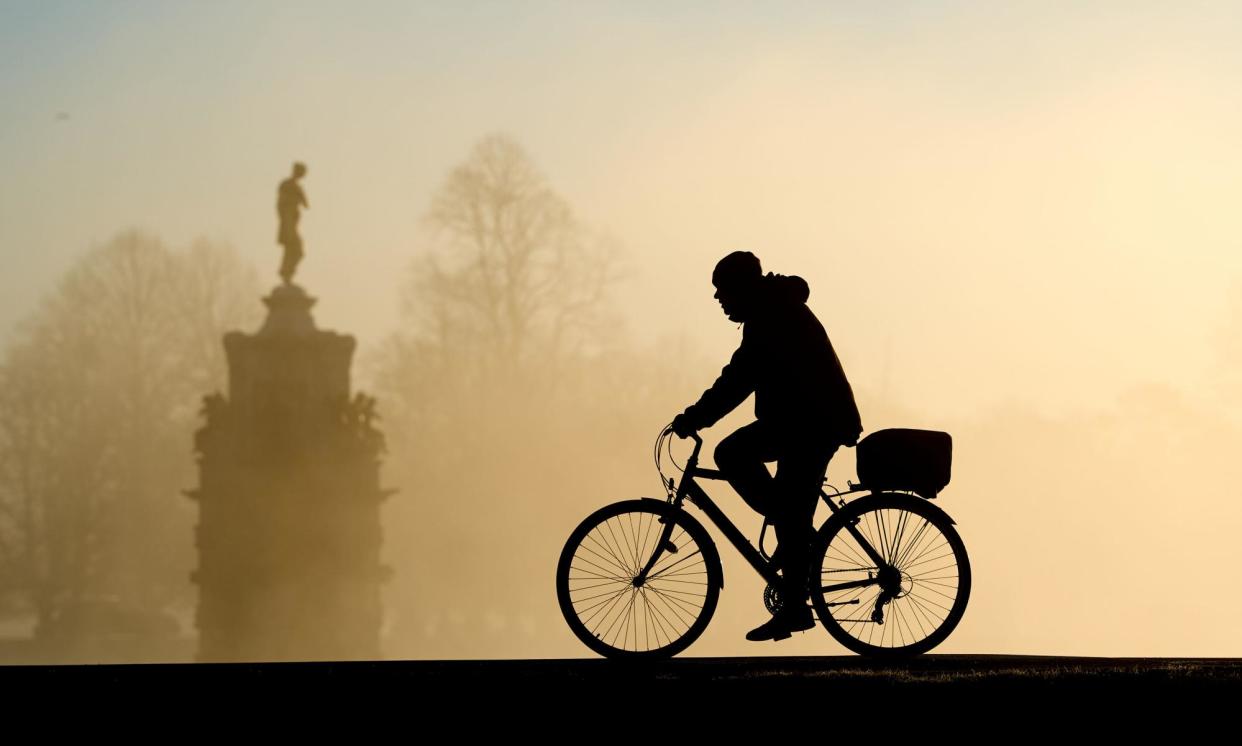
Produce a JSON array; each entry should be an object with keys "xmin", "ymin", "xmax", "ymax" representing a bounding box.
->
[{"xmin": 636, "ymin": 431, "xmax": 889, "ymax": 599}]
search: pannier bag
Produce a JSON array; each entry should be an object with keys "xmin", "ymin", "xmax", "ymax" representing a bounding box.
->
[{"xmin": 855, "ymin": 428, "xmax": 952, "ymax": 499}]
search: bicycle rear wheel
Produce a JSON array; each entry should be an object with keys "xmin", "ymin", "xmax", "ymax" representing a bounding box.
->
[
  {"xmin": 809, "ymin": 493, "xmax": 970, "ymax": 657},
  {"xmin": 556, "ymin": 499, "xmax": 721, "ymax": 659}
]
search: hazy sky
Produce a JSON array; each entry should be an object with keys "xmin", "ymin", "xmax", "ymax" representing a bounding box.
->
[
  {"xmin": 4, "ymin": 0, "xmax": 1242, "ymax": 412},
  {"xmin": 10, "ymin": 1, "xmax": 1242, "ymax": 661}
]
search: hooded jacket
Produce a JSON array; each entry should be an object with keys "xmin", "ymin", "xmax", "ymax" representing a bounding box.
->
[{"xmin": 682, "ymin": 273, "xmax": 862, "ymax": 446}]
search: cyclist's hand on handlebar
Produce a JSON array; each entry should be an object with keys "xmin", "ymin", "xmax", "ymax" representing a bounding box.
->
[{"xmin": 671, "ymin": 413, "xmax": 697, "ymax": 439}]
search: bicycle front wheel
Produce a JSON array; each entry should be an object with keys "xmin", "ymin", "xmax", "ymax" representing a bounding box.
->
[
  {"xmin": 810, "ymin": 493, "xmax": 970, "ymax": 657},
  {"xmin": 556, "ymin": 499, "xmax": 722, "ymax": 659}
]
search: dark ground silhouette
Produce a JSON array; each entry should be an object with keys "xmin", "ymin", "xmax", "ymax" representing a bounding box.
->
[{"xmin": 5, "ymin": 656, "xmax": 1241, "ymax": 711}]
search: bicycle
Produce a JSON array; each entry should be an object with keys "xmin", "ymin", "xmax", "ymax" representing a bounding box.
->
[{"xmin": 555, "ymin": 425, "xmax": 971, "ymax": 658}]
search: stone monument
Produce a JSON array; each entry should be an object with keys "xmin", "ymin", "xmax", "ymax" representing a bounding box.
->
[{"xmin": 188, "ymin": 283, "xmax": 392, "ymax": 661}]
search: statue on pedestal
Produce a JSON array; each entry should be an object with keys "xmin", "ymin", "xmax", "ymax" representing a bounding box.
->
[
  {"xmin": 188, "ymin": 188, "xmax": 396, "ymax": 660},
  {"xmin": 276, "ymin": 162, "xmax": 309, "ymax": 283}
]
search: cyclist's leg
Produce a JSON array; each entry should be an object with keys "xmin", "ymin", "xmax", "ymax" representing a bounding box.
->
[
  {"xmin": 771, "ymin": 440, "xmax": 838, "ymax": 608},
  {"xmin": 713, "ymin": 420, "xmax": 781, "ymax": 516}
]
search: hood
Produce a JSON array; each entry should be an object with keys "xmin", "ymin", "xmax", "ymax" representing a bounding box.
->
[{"xmin": 761, "ymin": 272, "xmax": 810, "ymax": 306}]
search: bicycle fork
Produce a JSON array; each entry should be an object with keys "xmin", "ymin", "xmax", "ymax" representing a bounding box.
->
[{"xmin": 631, "ymin": 512, "xmax": 681, "ymax": 588}]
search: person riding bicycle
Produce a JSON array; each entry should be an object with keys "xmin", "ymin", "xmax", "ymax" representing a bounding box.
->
[{"xmin": 671, "ymin": 251, "xmax": 862, "ymax": 642}]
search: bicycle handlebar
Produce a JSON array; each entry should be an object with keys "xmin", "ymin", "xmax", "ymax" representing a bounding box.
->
[
  {"xmin": 658, "ymin": 425, "xmax": 704, "ymax": 475},
  {"xmin": 667, "ymin": 426, "xmax": 703, "ymax": 462},
  {"xmin": 663, "ymin": 426, "xmax": 702, "ymax": 446}
]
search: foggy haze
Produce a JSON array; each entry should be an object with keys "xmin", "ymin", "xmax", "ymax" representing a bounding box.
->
[{"xmin": 3, "ymin": 1, "xmax": 1242, "ymax": 661}]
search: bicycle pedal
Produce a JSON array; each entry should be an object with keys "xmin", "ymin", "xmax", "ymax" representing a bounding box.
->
[{"xmin": 663, "ymin": 541, "xmax": 678, "ymax": 553}]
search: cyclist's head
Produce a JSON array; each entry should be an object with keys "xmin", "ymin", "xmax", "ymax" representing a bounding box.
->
[
  {"xmin": 712, "ymin": 251, "xmax": 763, "ymax": 322},
  {"xmin": 292, "ymin": 161, "xmax": 307, "ymax": 178}
]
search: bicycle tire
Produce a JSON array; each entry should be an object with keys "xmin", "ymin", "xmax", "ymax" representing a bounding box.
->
[
  {"xmin": 556, "ymin": 499, "xmax": 722, "ymax": 659},
  {"xmin": 809, "ymin": 492, "xmax": 970, "ymax": 657}
]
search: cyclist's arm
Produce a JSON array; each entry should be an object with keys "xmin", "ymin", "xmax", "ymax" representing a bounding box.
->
[{"xmin": 681, "ymin": 338, "xmax": 757, "ymax": 430}]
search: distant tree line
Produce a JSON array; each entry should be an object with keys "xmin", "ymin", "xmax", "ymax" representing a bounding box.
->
[{"xmin": 0, "ymin": 233, "xmax": 259, "ymax": 642}]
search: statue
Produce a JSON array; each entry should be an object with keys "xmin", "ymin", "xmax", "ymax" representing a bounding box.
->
[{"xmin": 276, "ymin": 162, "xmax": 309, "ymax": 283}]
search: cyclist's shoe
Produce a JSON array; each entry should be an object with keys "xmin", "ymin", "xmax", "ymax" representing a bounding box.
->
[{"xmin": 745, "ymin": 605, "xmax": 815, "ymax": 642}]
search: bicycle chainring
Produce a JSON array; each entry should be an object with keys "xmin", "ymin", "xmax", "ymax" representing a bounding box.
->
[{"xmin": 763, "ymin": 583, "xmax": 783, "ymax": 615}]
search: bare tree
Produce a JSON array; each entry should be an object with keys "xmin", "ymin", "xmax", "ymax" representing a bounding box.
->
[
  {"xmin": 0, "ymin": 230, "xmax": 260, "ymax": 633},
  {"xmin": 404, "ymin": 134, "xmax": 618, "ymax": 383},
  {"xmin": 372, "ymin": 135, "xmax": 635, "ymax": 655}
]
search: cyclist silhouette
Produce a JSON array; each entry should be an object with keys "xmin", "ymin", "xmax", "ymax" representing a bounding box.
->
[{"xmin": 672, "ymin": 251, "xmax": 862, "ymax": 641}]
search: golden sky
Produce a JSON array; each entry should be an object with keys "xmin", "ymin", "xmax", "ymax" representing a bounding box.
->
[{"xmin": 5, "ymin": 3, "xmax": 1242, "ymax": 413}]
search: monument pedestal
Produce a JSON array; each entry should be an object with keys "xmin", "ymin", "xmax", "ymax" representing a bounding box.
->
[{"xmin": 190, "ymin": 284, "xmax": 391, "ymax": 662}]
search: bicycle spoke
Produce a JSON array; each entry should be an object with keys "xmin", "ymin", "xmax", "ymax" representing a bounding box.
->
[
  {"xmin": 620, "ymin": 588, "xmax": 642, "ymax": 648},
  {"xmin": 645, "ymin": 584, "xmax": 696, "ymax": 628},
  {"xmin": 572, "ymin": 585, "xmax": 640, "ymax": 606},
  {"xmin": 645, "ymin": 590, "xmax": 665, "ymax": 650},
  {"xmin": 895, "ymin": 600, "xmax": 920, "ymax": 647},
  {"xmin": 914, "ymin": 582, "xmax": 959, "ymax": 604},
  {"xmin": 908, "ymin": 590, "xmax": 952, "ymax": 615},
  {"xmin": 602, "ymin": 519, "xmax": 634, "ymax": 576},
  {"xmin": 566, "ymin": 579, "xmax": 630, "ymax": 593},
  {"xmin": 646, "ymin": 573, "xmax": 708, "ymax": 582},
  {"xmin": 906, "ymin": 593, "xmax": 941, "ymax": 631},
  {"xmin": 582, "ymin": 585, "xmax": 633, "ymax": 630},
  {"xmin": 627, "ymin": 511, "xmax": 640, "ymax": 578},
  {"xmin": 902, "ymin": 595, "xmax": 929, "ymax": 641},
  {"xmin": 874, "ymin": 510, "xmax": 889, "ymax": 565},
  {"xmin": 894, "ymin": 519, "xmax": 933, "ymax": 569},
  {"xmin": 905, "ymin": 592, "xmax": 945, "ymax": 630},
  {"xmin": 637, "ymin": 512, "xmax": 658, "ymax": 578},
  {"xmin": 904, "ymin": 550, "xmax": 956, "ymax": 572},
  {"xmin": 576, "ymin": 582, "xmax": 630, "ymax": 617},
  {"xmin": 650, "ymin": 593, "xmax": 666, "ymax": 652},
  {"xmin": 575, "ymin": 542, "xmax": 632, "ymax": 579},
  {"xmin": 601, "ymin": 586, "xmax": 636, "ymax": 646},
  {"xmin": 830, "ymin": 531, "xmax": 874, "ymax": 570},
  {"xmin": 649, "ymin": 583, "xmax": 705, "ymax": 618},
  {"xmin": 860, "ymin": 511, "xmax": 887, "ymax": 567},
  {"xmin": 583, "ymin": 532, "xmax": 631, "ymax": 578},
  {"xmin": 904, "ymin": 535, "xmax": 950, "ymax": 568},
  {"xmin": 644, "ymin": 586, "xmax": 689, "ymax": 635},
  {"xmin": 649, "ymin": 552, "xmax": 706, "ymax": 577},
  {"xmin": 592, "ymin": 520, "xmax": 628, "ymax": 575},
  {"xmin": 571, "ymin": 553, "xmax": 630, "ymax": 583},
  {"xmin": 647, "ymin": 548, "xmax": 704, "ymax": 581},
  {"xmin": 824, "ymin": 542, "xmax": 874, "ymax": 570},
  {"xmin": 890, "ymin": 510, "xmax": 911, "ymax": 565},
  {"xmin": 645, "ymin": 584, "xmax": 707, "ymax": 600}
]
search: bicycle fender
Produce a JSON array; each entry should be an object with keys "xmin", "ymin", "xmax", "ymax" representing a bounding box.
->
[{"xmin": 824, "ymin": 491, "xmax": 957, "ymax": 529}]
